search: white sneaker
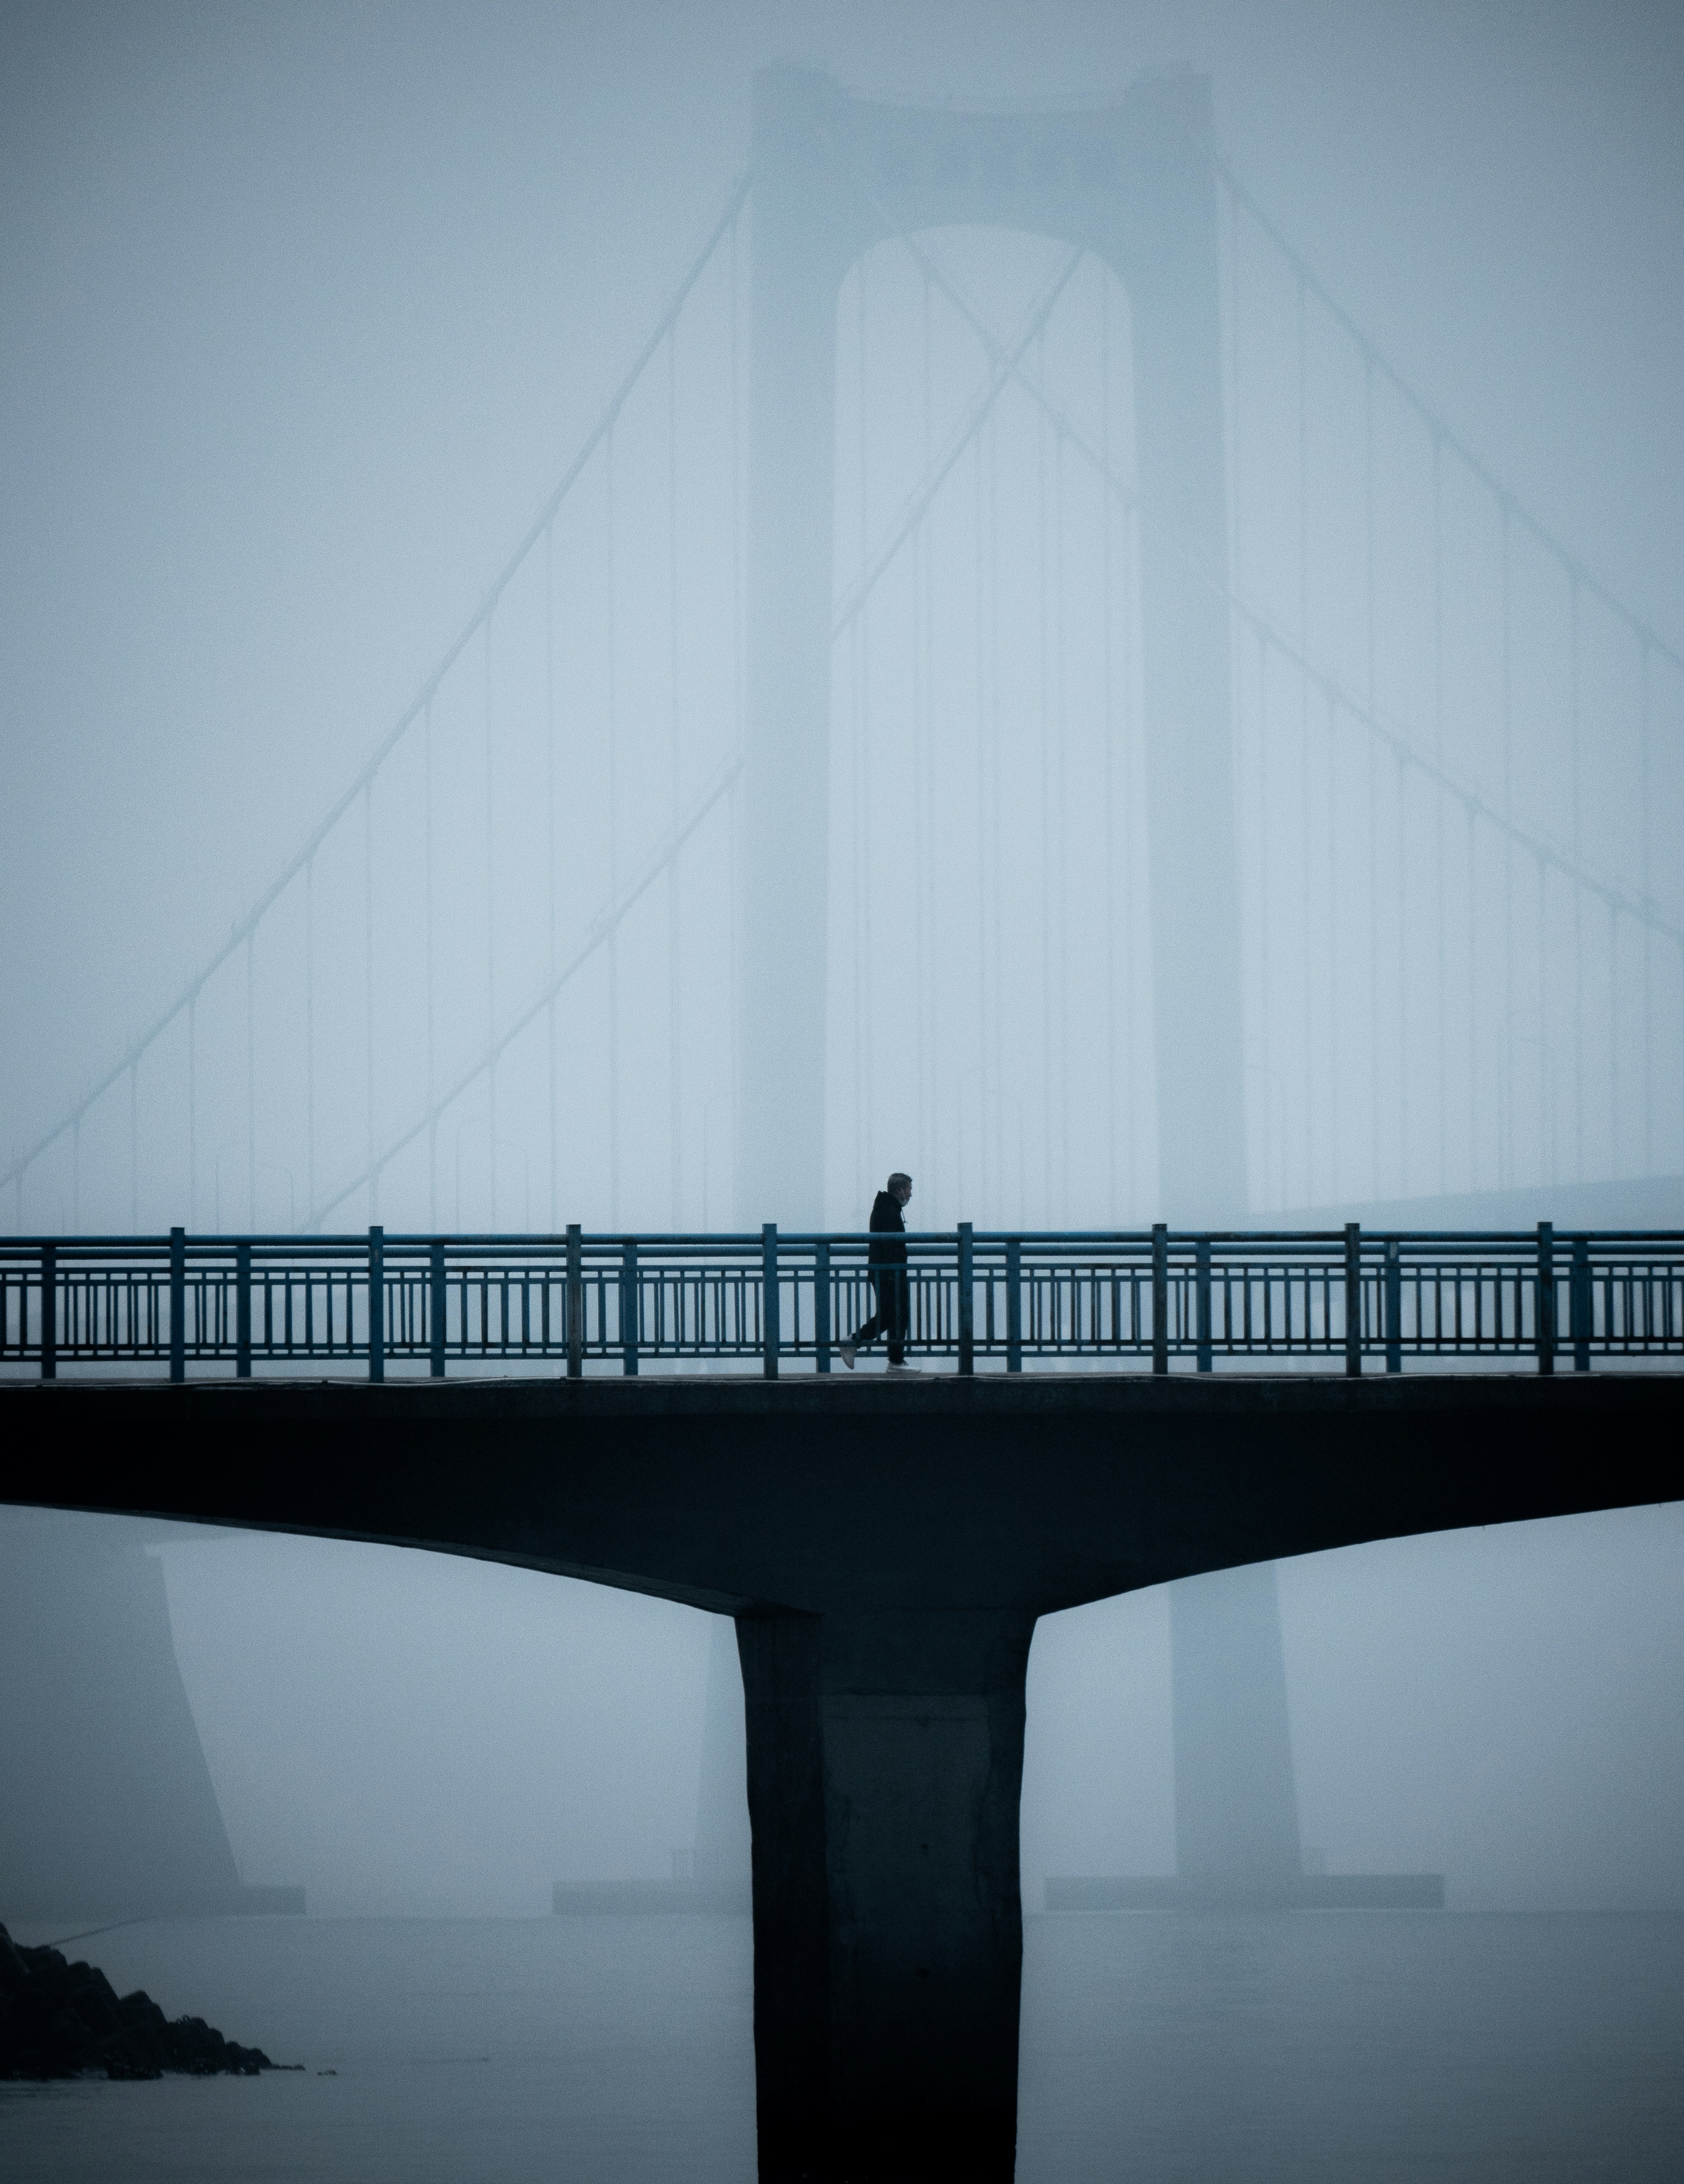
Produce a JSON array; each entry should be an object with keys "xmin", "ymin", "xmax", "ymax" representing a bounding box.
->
[
  {"xmin": 885, "ymin": 1362, "xmax": 920, "ymax": 1374},
  {"xmin": 838, "ymin": 1342, "xmax": 856, "ymax": 1370}
]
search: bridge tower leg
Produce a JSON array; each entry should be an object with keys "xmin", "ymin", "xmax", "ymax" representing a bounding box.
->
[
  {"xmin": 738, "ymin": 1608, "xmax": 1034, "ymax": 2182},
  {"xmin": 735, "ymin": 65, "xmax": 1247, "ymax": 1230},
  {"xmin": 1170, "ymin": 1562, "xmax": 1302, "ymax": 1891}
]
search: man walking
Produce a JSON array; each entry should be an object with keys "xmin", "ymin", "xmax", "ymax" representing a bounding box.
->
[{"xmin": 839, "ymin": 1172, "xmax": 914, "ymax": 1371}]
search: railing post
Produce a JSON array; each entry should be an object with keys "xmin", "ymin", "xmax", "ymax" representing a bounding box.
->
[
  {"xmin": 236, "ymin": 1243, "xmax": 252, "ymax": 1379},
  {"xmin": 566, "ymin": 1224, "xmax": 584, "ymax": 1379},
  {"xmin": 1344, "ymin": 1222, "xmax": 1363, "ymax": 1377},
  {"xmin": 40, "ymin": 1241, "xmax": 56, "ymax": 1382},
  {"xmin": 1151, "ymin": 1223, "xmax": 1169, "ymax": 1376},
  {"xmin": 814, "ymin": 1239, "xmax": 831, "ymax": 1374},
  {"xmin": 368, "ymin": 1225, "xmax": 385, "ymax": 1382},
  {"xmin": 429, "ymin": 1241, "xmax": 447, "ymax": 1379},
  {"xmin": 1384, "ymin": 1238, "xmax": 1402, "ymax": 1374},
  {"xmin": 762, "ymin": 1223, "xmax": 780, "ymax": 1381},
  {"xmin": 1006, "ymin": 1238, "xmax": 1022, "ymax": 1374},
  {"xmin": 169, "ymin": 1226, "xmax": 186, "ymax": 1383},
  {"xmin": 1194, "ymin": 1237, "xmax": 1212, "ymax": 1373},
  {"xmin": 621, "ymin": 1239, "xmax": 639, "ymax": 1377},
  {"xmin": 957, "ymin": 1223, "xmax": 975, "ymax": 1377},
  {"xmin": 1571, "ymin": 1236, "xmax": 1591, "ymax": 1374},
  {"xmin": 1535, "ymin": 1221, "xmax": 1556, "ymax": 1376}
]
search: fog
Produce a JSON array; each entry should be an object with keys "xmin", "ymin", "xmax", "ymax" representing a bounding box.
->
[
  {"xmin": 146, "ymin": 1499, "xmax": 1684, "ymax": 1914},
  {"xmin": 4, "ymin": 1, "xmax": 1683, "ymax": 1228},
  {"xmin": 3, "ymin": 0, "xmax": 1684, "ymax": 2009}
]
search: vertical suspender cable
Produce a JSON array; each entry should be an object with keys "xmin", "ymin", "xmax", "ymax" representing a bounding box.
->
[
  {"xmin": 305, "ymin": 856, "xmax": 316, "ymax": 1224},
  {"xmin": 606, "ymin": 428, "xmax": 620, "ymax": 1229},
  {"xmin": 989, "ymin": 412, "xmax": 1005, "ymax": 1216},
  {"xmin": 484, "ymin": 613, "xmax": 497, "ymax": 1226},
  {"xmin": 1296, "ymin": 272, "xmax": 1313, "ymax": 1204},
  {"xmin": 1397, "ymin": 744, "xmax": 1410, "ymax": 1193},
  {"xmin": 246, "ymin": 930, "xmax": 256, "ymax": 1228},
  {"xmin": 72, "ymin": 1117, "xmax": 79, "ymax": 1236},
  {"xmin": 1037, "ymin": 331, "xmax": 1052, "ymax": 1219},
  {"xmin": 1539, "ymin": 848, "xmax": 1553, "ymax": 1183},
  {"xmin": 971, "ymin": 415, "xmax": 986, "ymax": 1217},
  {"xmin": 364, "ymin": 781, "xmax": 376, "ymax": 1222},
  {"xmin": 1432, "ymin": 431, "xmax": 1447, "ymax": 1191},
  {"xmin": 849, "ymin": 274, "xmax": 866, "ymax": 1193},
  {"xmin": 1122, "ymin": 493, "xmax": 1139, "ymax": 1219},
  {"xmin": 1569, "ymin": 573, "xmax": 1583, "ymax": 1180},
  {"xmin": 857, "ymin": 264, "xmax": 874, "ymax": 1178},
  {"xmin": 915, "ymin": 272, "xmax": 931, "ymax": 1199},
  {"xmin": 1101, "ymin": 272, "xmax": 1118, "ymax": 1221},
  {"xmin": 1228, "ymin": 186, "xmax": 1247, "ymax": 1212},
  {"xmin": 1364, "ymin": 354, "xmax": 1380, "ymax": 1197},
  {"xmin": 1327, "ymin": 683, "xmax": 1340, "ymax": 1200},
  {"xmin": 1466, "ymin": 795, "xmax": 1479, "ymax": 1177},
  {"xmin": 129, "ymin": 1062, "xmax": 139, "ymax": 1231},
  {"xmin": 1055, "ymin": 418, "xmax": 1069, "ymax": 1220},
  {"xmin": 546, "ymin": 523, "xmax": 558, "ymax": 1230},
  {"xmin": 1258, "ymin": 630, "xmax": 1275, "ymax": 1205},
  {"xmin": 1639, "ymin": 640, "xmax": 1652, "ymax": 1173},
  {"xmin": 668, "ymin": 325, "xmax": 683, "ymax": 1227},
  {"xmin": 424, "ymin": 697, "xmax": 437, "ymax": 1231},
  {"xmin": 1500, "ymin": 505, "xmax": 1514, "ymax": 1185},
  {"xmin": 729, "ymin": 205, "xmax": 743, "ymax": 1211},
  {"xmin": 187, "ymin": 991, "xmax": 197, "ymax": 1231}
]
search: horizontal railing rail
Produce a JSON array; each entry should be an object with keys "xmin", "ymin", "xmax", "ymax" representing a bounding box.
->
[{"xmin": 4, "ymin": 1224, "xmax": 1683, "ymax": 1384}]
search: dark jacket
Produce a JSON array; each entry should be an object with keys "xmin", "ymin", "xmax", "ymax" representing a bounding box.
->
[{"xmin": 867, "ymin": 1190, "xmax": 907, "ymax": 1269}]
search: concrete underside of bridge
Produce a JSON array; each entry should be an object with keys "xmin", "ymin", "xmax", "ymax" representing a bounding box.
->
[{"xmin": 3, "ymin": 1370, "xmax": 1680, "ymax": 2181}]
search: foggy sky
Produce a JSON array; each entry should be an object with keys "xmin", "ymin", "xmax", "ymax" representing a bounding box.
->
[{"xmin": 3, "ymin": 0, "xmax": 1683, "ymax": 1175}]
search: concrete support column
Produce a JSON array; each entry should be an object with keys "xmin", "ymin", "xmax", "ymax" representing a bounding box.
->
[{"xmin": 737, "ymin": 1606, "xmax": 1035, "ymax": 2182}]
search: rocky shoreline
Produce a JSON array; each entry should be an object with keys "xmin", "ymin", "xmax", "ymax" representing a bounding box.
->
[{"xmin": 0, "ymin": 1923, "xmax": 295, "ymax": 2080}]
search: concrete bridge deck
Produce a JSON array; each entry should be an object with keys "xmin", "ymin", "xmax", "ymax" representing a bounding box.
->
[{"xmin": 5, "ymin": 1369, "xmax": 1680, "ymax": 2180}]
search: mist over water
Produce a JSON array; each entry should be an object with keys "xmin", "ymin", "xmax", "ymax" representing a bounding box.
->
[{"xmin": 3, "ymin": 3, "xmax": 1684, "ymax": 2177}]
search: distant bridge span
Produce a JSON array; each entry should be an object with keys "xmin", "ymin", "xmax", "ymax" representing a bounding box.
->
[{"xmin": 4, "ymin": 1361, "xmax": 1680, "ymax": 2181}]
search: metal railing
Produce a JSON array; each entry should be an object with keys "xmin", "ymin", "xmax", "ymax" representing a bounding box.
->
[{"xmin": 4, "ymin": 1225, "xmax": 1683, "ymax": 1383}]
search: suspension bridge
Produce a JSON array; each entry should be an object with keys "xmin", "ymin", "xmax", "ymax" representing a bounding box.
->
[
  {"xmin": 3, "ymin": 69, "xmax": 1679, "ymax": 1241},
  {"xmin": 5, "ymin": 64, "xmax": 1684, "ymax": 2184}
]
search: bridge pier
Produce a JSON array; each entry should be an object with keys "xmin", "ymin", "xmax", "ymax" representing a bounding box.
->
[{"xmin": 739, "ymin": 1607, "xmax": 1034, "ymax": 2182}]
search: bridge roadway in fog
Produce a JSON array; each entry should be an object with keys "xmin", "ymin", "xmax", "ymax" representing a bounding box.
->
[{"xmin": 5, "ymin": 1367, "xmax": 1681, "ymax": 2181}]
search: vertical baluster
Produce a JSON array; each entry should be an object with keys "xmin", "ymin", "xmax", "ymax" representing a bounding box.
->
[
  {"xmin": 621, "ymin": 1239, "xmax": 639, "ymax": 1377},
  {"xmin": 1571, "ymin": 1236, "xmax": 1591, "ymax": 1374},
  {"xmin": 1151, "ymin": 1223, "xmax": 1169, "ymax": 1375},
  {"xmin": 762, "ymin": 1223, "xmax": 779, "ymax": 1381},
  {"xmin": 169, "ymin": 1227, "xmax": 186, "ymax": 1383},
  {"xmin": 566, "ymin": 1224, "xmax": 583, "ymax": 1379},
  {"xmin": 40, "ymin": 1241, "xmax": 56, "ymax": 1382},
  {"xmin": 1195, "ymin": 1237, "xmax": 1212, "ymax": 1372},
  {"xmin": 1006, "ymin": 1237, "xmax": 1022, "ymax": 1374},
  {"xmin": 1535, "ymin": 1221, "xmax": 1556, "ymax": 1376},
  {"xmin": 430, "ymin": 1241, "xmax": 447, "ymax": 1379},
  {"xmin": 368, "ymin": 1226, "xmax": 385, "ymax": 1382},
  {"xmin": 1344, "ymin": 1222, "xmax": 1363, "ymax": 1377},
  {"xmin": 1384, "ymin": 1238, "xmax": 1402, "ymax": 1372},
  {"xmin": 236, "ymin": 1243, "xmax": 251, "ymax": 1379},
  {"xmin": 957, "ymin": 1222, "xmax": 975, "ymax": 1377},
  {"xmin": 815, "ymin": 1239, "xmax": 831, "ymax": 1374}
]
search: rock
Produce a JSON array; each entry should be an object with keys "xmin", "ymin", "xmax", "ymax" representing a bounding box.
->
[{"xmin": 0, "ymin": 1922, "xmax": 285, "ymax": 2081}]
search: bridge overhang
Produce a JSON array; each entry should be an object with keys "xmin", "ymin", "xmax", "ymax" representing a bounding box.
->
[{"xmin": 2, "ymin": 1368, "xmax": 1676, "ymax": 1610}]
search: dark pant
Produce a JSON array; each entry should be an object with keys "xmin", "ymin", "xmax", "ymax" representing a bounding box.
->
[{"xmin": 850, "ymin": 1267, "xmax": 909, "ymax": 1364}]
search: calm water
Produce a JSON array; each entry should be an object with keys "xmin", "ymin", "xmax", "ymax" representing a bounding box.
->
[{"xmin": 2, "ymin": 1910, "xmax": 1680, "ymax": 2181}]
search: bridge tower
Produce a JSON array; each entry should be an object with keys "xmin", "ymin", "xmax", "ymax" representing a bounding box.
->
[{"xmin": 737, "ymin": 64, "xmax": 1246, "ymax": 1230}]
